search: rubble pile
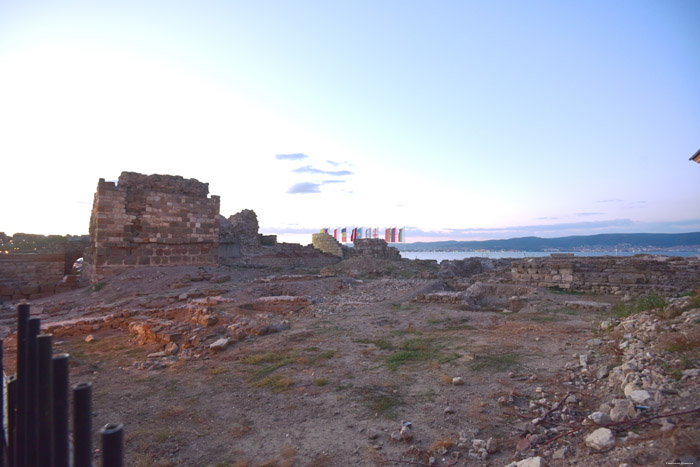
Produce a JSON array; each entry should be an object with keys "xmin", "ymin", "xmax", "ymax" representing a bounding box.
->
[{"xmin": 501, "ymin": 296, "xmax": 700, "ymax": 465}]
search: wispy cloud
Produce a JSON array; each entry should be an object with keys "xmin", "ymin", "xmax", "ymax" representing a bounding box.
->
[
  {"xmin": 287, "ymin": 182, "xmax": 321, "ymax": 194},
  {"xmin": 287, "ymin": 180, "xmax": 345, "ymax": 194},
  {"xmin": 575, "ymin": 212, "xmax": 603, "ymax": 216},
  {"xmin": 596, "ymin": 199, "xmax": 623, "ymax": 203},
  {"xmin": 326, "ymin": 159, "xmax": 351, "ymax": 167},
  {"xmin": 275, "ymin": 153, "xmax": 308, "ymax": 160},
  {"xmin": 537, "ymin": 216, "xmax": 559, "ymax": 220},
  {"xmin": 292, "ymin": 165, "xmax": 353, "ymax": 176}
]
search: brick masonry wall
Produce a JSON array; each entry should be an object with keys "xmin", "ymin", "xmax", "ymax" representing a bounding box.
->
[
  {"xmin": 508, "ymin": 255, "xmax": 700, "ymax": 295},
  {"xmin": 311, "ymin": 233, "xmax": 343, "ymax": 257},
  {"xmin": 345, "ymin": 238, "xmax": 401, "ymax": 260},
  {"xmin": 85, "ymin": 172, "xmax": 220, "ymax": 281},
  {"xmin": 0, "ymin": 254, "xmax": 78, "ymax": 301}
]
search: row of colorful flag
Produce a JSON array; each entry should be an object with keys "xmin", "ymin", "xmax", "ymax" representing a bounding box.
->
[{"xmin": 320, "ymin": 227, "xmax": 406, "ymax": 243}]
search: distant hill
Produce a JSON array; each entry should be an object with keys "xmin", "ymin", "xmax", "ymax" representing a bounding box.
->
[{"xmin": 399, "ymin": 232, "xmax": 700, "ymax": 251}]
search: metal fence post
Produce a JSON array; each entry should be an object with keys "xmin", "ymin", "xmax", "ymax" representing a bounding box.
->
[
  {"xmin": 37, "ymin": 334, "xmax": 54, "ymax": 467},
  {"xmin": 52, "ymin": 354, "xmax": 70, "ymax": 467},
  {"xmin": 15, "ymin": 304, "xmax": 29, "ymax": 467},
  {"xmin": 26, "ymin": 317, "xmax": 41, "ymax": 467},
  {"xmin": 100, "ymin": 423, "xmax": 123, "ymax": 467},
  {"xmin": 0, "ymin": 337, "xmax": 4, "ymax": 467},
  {"xmin": 73, "ymin": 382, "xmax": 93, "ymax": 467}
]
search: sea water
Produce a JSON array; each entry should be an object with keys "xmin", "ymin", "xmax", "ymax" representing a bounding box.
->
[{"xmin": 399, "ymin": 250, "xmax": 700, "ymax": 263}]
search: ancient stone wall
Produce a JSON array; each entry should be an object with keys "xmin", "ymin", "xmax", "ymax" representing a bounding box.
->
[
  {"xmin": 232, "ymin": 243, "xmax": 341, "ymax": 269},
  {"xmin": 219, "ymin": 209, "xmax": 264, "ymax": 258},
  {"xmin": 84, "ymin": 172, "xmax": 220, "ymax": 281},
  {"xmin": 0, "ymin": 234, "xmax": 88, "ymax": 301},
  {"xmin": 311, "ymin": 233, "xmax": 343, "ymax": 257},
  {"xmin": 0, "ymin": 254, "xmax": 78, "ymax": 301},
  {"xmin": 508, "ymin": 255, "xmax": 700, "ymax": 295},
  {"xmin": 345, "ymin": 238, "xmax": 401, "ymax": 260}
]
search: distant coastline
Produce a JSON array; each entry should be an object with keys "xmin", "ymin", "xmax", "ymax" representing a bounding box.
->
[
  {"xmin": 400, "ymin": 250, "xmax": 700, "ymax": 263},
  {"xmin": 392, "ymin": 232, "xmax": 700, "ymax": 253}
]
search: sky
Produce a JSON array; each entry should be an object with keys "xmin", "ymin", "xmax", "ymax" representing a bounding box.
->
[{"xmin": 1, "ymin": 0, "xmax": 699, "ymax": 245}]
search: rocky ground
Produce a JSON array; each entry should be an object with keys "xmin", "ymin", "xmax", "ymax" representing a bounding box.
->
[{"xmin": 1, "ymin": 257, "xmax": 699, "ymax": 466}]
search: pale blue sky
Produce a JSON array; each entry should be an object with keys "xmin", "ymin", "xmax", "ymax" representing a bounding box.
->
[{"xmin": 1, "ymin": 0, "xmax": 698, "ymax": 243}]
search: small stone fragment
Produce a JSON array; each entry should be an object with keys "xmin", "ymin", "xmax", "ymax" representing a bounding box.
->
[
  {"xmin": 552, "ymin": 446, "xmax": 568, "ymax": 459},
  {"xmin": 85, "ymin": 334, "xmax": 95, "ymax": 343},
  {"xmin": 627, "ymin": 390, "xmax": 652, "ymax": 404},
  {"xmin": 587, "ymin": 411, "xmax": 612, "ymax": 425},
  {"xmin": 516, "ymin": 437, "xmax": 531, "ymax": 452},
  {"xmin": 209, "ymin": 337, "xmax": 230, "ymax": 351},
  {"xmin": 452, "ymin": 376, "xmax": 465, "ymax": 385},
  {"xmin": 505, "ymin": 456, "xmax": 545, "ymax": 467},
  {"xmin": 585, "ymin": 428, "xmax": 615, "ymax": 451},
  {"xmin": 610, "ymin": 401, "xmax": 636, "ymax": 423},
  {"xmin": 486, "ymin": 437, "xmax": 498, "ymax": 454}
]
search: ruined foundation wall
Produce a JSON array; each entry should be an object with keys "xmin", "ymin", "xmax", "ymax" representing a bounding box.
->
[
  {"xmin": 85, "ymin": 172, "xmax": 220, "ymax": 281},
  {"xmin": 345, "ymin": 238, "xmax": 401, "ymax": 260},
  {"xmin": 508, "ymin": 255, "xmax": 700, "ymax": 295},
  {"xmin": 0, "ymin": 234, "xmax": 88, "ymax": 301},
  {"xmin": 0, "ymin": 254, "xmax": 68, "ymax": 301},
  {"xmin": 311, "ymin": 233, "xmax": 344, "ymax": 257}
]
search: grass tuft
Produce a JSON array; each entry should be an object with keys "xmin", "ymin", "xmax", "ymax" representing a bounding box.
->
[{"xmin": 252, "ymin": 375, "xmax": 293, "ymax": 392}]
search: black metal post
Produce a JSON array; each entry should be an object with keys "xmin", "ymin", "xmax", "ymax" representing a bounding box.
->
[
  {"xmin": 6, "ymin": 375, "xmax": 16, "ymax": 467},
  {"xmin": 15, "ymin": 304, "xmax": 29, "ymax": 467},
  {"xmin": 37, "ymin": 334, "xmax": 54, "ymax": 467},
  {"xmin": 26, "ymin": 317, "xmax": 41, "ymax": 467},
  {"xmin": 73, "ymin": 382, "xmax": 92, "ymax": 467},
  {"xmin": 0, "ymin": 337, "xmax": 4, "ymax": 467},
  {"xmin": 52, "ymin": 354, "xmax": 70, "ymax": 467},
  {"xmin": 100, "ymin": 423, "xmax": 123, "ymax": 467}
]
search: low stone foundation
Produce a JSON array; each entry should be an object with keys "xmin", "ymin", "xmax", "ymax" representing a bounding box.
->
[{"xmin": 509, "ymin": 255, "xmax": 700, "ymax": 295}]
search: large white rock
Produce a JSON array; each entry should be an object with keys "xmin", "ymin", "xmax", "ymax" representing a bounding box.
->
[
  {"xmin": 505, "ymin": 456, "xmax": 545, "ymax": 467},
  {"xmin": 585, "ymin": 428, "xmax": 615, "ymax": 451},
  {"xmin": 627, "ymin": 389, "xmax": 652, "ymax": 404}
]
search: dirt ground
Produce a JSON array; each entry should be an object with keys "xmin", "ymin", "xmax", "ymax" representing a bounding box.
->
[{"xmin": 1, "ymin": 259, "xmax": 698, "ymax": 466}]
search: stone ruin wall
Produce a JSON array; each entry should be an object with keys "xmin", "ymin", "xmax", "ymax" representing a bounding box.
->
[
  {"xmin": 311, "ymin": 234, "xmax": 401, "ymax": 261},
  {"xmin": 240, "ymin": 243, "xmax": 342, "ymax": 269},
  {"xmin": 84, "ymin": 172, "xmax": 220, "ymax": 282},
  {"xmin": 0, "ymin": 234, "xmax": 88, "ymax": 301},
  {"xmin": 311, "ymin": 233, "xmax": 344, "ymax": 257},
  {"xmin": 508, "ymin": 255, "xmax": 700, "ymax": 295},
  {"xmin": 345, "ymin": 238, "xmax": 401, "ymax": 260}
]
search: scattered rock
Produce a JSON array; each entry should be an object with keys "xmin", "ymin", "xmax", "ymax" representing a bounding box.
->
[
  {"xmin": 587, "ymin": 411, "xmax": 612, "ymax": 425},
  {"xmin": 610, "ymin": 400, "xmax": 636, "ymax": 423},
  {"xmin": 505, "ymin": 456, "xmax": 545, "ymax": 467},
  {"xmin": 516, "ymin": 437, "xmax": 531, "ymax": 452},
  {"xmin": 451, "ymin": 377, "xmax": 465, "ymax": 385},
  {"xmin": 209, "ymin": 337, "xmax": 230, "ymax": 351},
  {"xmin": 627, "ymin": 389, "xmax": 652, "ymax": 404},
  {"xmin": 585, "ymin": 428, "xmax": 615, "ymax": 451},
  {"xmin": 85, "ymin": 334, "xmax": 95, "ymax": 343}
]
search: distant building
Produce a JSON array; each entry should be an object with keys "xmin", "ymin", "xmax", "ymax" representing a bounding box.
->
[{"xmin": 691, "ymin": 148, "xmax": 700, "ymax": 164}]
